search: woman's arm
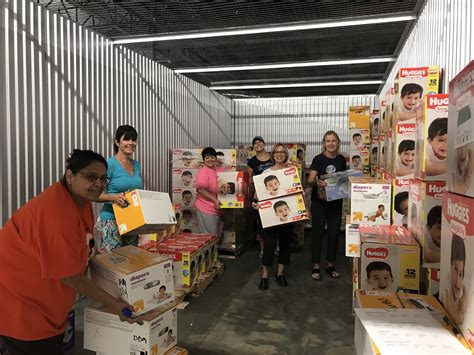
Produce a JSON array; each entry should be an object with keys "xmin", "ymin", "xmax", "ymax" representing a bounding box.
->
[
  {"xmin": 98, "ymin": 192, "xmax": 128, "ymax": 206},
  {"xmin": 61, "ymin": 273, "xmax": 142, "ymax": 323},
  {"xmin": 197, "ymin": 188, "xmax": 219, "ymax": 207}
]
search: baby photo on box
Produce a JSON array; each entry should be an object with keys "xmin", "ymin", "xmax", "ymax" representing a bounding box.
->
[
  {"xmin": 215, "ymin": 149, "xmax": 237, "ymax": 171},
  {"xmin": 253, "ymin": 166, "xmax": 303, "ymax": 201},
  {"xmin": 217, "ymin": 171, "xmax": 249, "ymax": 208},
  {"xmin": 171, "ymin": 148, "xmax": 203, "ymax": 169},
  {"xmin": 350, "ymin": 150, "xmax": 369, "ymax": 173},
  {"xmin": 350, "ymin": 178, "xmax": 392, "ymax": 225},
  {"xmin": 392, "ymin": 178, "xmax": 410, "ymax": 227},
  {"xmin": 172, "ymin": 168, "xmax": 198, "ymax": 188},
  {"xmin": 258, "ymin": 193, "xmax": 308, "ymax": 229},
  {"xmin": 395, "ymin": 123, "xmax": 417, "ymax": 178},
  {"xmin": 172, "ymin": 188, "xmax": 196, "ymax": 211},
  {"xmin": 349, "ymin": 129, "xmax": 371, "ymax": 152}
]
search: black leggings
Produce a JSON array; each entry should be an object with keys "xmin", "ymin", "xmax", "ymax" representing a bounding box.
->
[
  {"xmin": 262, "ymin": 224, "xmax": 293, "ymax": 267},
  {"xmin": 1, "ymin": 334, "xmax": 64, "ymax": 355},
  {"xmin": 311, "ymin": 198, "xmax": 343, "ymax": 264}
]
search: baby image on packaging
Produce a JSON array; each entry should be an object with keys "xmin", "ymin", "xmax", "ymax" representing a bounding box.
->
[
  {"xmin": 365, "ymin": 204, "xmax": 388, "ymax": 223},
  {"xmin": 273, "ymin": 200, "xmax": 290, "ymax": 223},
  {"xmin": 423, "ymin": 205, "xmax": 442, "ymax": 265},
  {"xmin": 394, "ymin": 191, "xmax": 409, "ymax": 228},
  {"xmin": 366, "ymin": 261, "xmax": 394, "ymax": 291},
  {"xmin": 442, "ymin": 234, "xmax": 468, "ymax": 326},
  {"xmin": 264, "ymin": 175, "xmax": 281, "ymax": 197},
  {"xmin": 426, "ymin": 117, "xmax": 448, "ymax": 177},
  {"xmin": 398, "ymin": 83, "xmax": 424, "ymax": 122},
  {"xmin": 396, "ymin": 140, "xmax": 416, "ymax": 177},
  {"xmin": 352, "ymin": 155, "xmax": 363, "ymax": 172}
]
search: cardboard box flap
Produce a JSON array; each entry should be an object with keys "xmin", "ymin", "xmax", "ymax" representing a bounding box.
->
[
  {"xmin": 113, "ymin": 245, "xmax": 169, "ymax": 266},
  {"xmin": 92, "ymin": 253, "xmax": 146, "ymax": 274}
]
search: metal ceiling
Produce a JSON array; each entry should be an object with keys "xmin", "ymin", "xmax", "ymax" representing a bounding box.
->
[{"xmin": 38, "ymin": 1, "xmax": 425, "ymax": 98}]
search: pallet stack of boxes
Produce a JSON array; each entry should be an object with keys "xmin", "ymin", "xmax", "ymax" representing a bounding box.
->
[
  {"xmin": 438, "ymin": 60, "xmax": 474, "ymax": 347},
  {"xmin": 349, "ymin": 106, "xmax": 371, "ymax": 177}
]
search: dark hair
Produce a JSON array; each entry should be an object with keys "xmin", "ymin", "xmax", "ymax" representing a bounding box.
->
[
  {"xmin": 428, "ymin": 117, "xmax": 448, "ymax": 139},
  {"xmin": 378, "ymin": 204, "xmax": 384, "ymax": 209},
  {"xmin": 201, "ymin": 147, "xmax": 217, "ymax": 159},
  {"xmin": 182, "ymin": 209, "xmax": 192, "ymax": 217},
  {"xmin": 227, "ymin": 182, "xmax": 236, "ymax": 194},
  {"xmin": 352, "ymin": 155, "xmax": 361, "ymax": 161},
  {"xmin": 62, "ymin": 149, "xmax": 107, "ymax": 183},
  {"xmin": 427, "ymin": 205, "xmax": 442, "ymax": 227},
  {"xmin": 182, "ymin": 171, "xmax": 193, "ymax": 177},
  {"xmin": 114, "ymin": 125, "xmax": 138, "ymax": 153},
  {"xmin": 398, "ymin": 140, "xmax": 415, "ymax": 153},
  {"xmin": 216, "ymin": 151, "xmax": 224, "ymax": 157},
  {"xmin": 372, "ymin": 147, "xmax": 378, "ymax": 154},
  {"xmin": 401, "ymin": 83, "xmax": 423, "ymax": 98},
  {"xmin": 374, "ymin": 118, "xmax": 379, "ymax": 125},
  {"xmin": 263, "ymin": 175, "xmax": 279, "ymax": 186},
  {"xmin": 273, "ymin": 200, "xmax": 289, "ymax": 211},
  {"xmin": 182, "ymin": 229, "xmax": 192, "ymax": 233},
  {"xmin": 182, "ymin": 190, "xmax": 192, "ymax": 197},
  {"xmin": 353, "ymin": 133, "xmax": 362, "ymax": 139},
  {"xmin": 451, "ymin": 234, "xmax": 466, "ymax": 274},
  {"xmin": 252, "ymin": 136, "xmax": 265, "ymax": 145},
  {"xmin": 182, "ymin": 151, "xmax": 193, "ymax": 158},
  {"xmin": 159, "ymin": 285, "xmax": 166, "ymax": 291},
  {"xmin": 394, "ymin": 191, "xmax": 409, "ymax": 214},
  {"xmin": 366, "ymin": 261, "xmax": 393, "ymax": 278}
]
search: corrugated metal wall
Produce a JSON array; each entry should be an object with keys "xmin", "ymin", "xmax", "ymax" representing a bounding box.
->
[
  {"xmin": 381, "ymin": 0, "xmax": 473, "ymax": 95},
  {"xmin": 0, "ymin": 0, "xmax": 232, "ymax": 224},
  {"xmin": 233, "ymin": 95, "xmax": 376, "ymax": 163}
]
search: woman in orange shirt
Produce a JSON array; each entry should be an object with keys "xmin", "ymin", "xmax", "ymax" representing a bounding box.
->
[{"xmin": 0, "ymin": 150, "xmax": 138, "ymax": 355}]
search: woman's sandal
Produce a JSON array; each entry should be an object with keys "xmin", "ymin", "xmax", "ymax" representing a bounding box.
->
[
  {"xmin": 311, "ymin": 268, "xmax": 322, "ymax": 281},
  {"xmin": 325, "ymin": 266, "xmax": 340, "ymax": 279}
]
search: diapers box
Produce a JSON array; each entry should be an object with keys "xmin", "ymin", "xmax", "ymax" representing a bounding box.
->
[
  {"xmin": 215, "ymin": 148, "xmax": 237, "ymax": 171},
  {"xmin": 350, "ymin": 150, "xmax": 370, "ymax": 175},
  {"xmin": 84, "ymin": 303, "xmax": 177, "ymax": 355},
  {"xmin": 172, "ymin": 188, "xmax": 196, "ymax": 211},
  {"xmin": 380, "ymin": 100, "xmax": 387, "ymax": 133},
  {"xmin": 162, "ymin": 238, "xmax": 207, "ymax": 277},
  {"xmin": 345, "ymin": 217, "xmax": 362, "ymax": 257},
  {"xmin": 378, "ymin": 133, "xmax": 386, "ymax": 169},
  {"xmin": 171, "ymin": 168, "xmax": 198, "ymax": 188},
  {"xmin": 170, "ymin": 235, "xmax": 213, "ymax": 273},
  {"xmin": 440, "ymin": 191, "xmax": 474, "ymax": 345},
  {"xmin": 447, "ymin": 60, "xmax": 474, "ymax": 197},
  {"xmin": 253, "ymin": 166, "xmax": 303, "ymax": 201},
  {"xmin": 370, "ymin": 137, "xmax": 379, "ymax": 167},
  {"xmin": 318, "ymin": 169, "xmax": 363, "ymax": 201},
  {"xmin": 177, "ymin": 207, "xmax": 199, "ymax": 231},
  {"xmin": 415, "ymin": 94, "xmax": 449, "ymax": 180},
  {"xmin": 113, "ymin": 190, "xmax": 177, "ymax": 236},
  {"xmin": 173, "ymin": 232, "xmax": 219, "ymax": 268},
  {"xmin": 258, "ymin": 193, "xmax": 308, "ymax": 229},
  {"xmin": 171, "ymin": 148, "xmax": 202, "ymax": 169},
  {"xmin": 286, "ymin": 143, "xmax": 306, "ymax": 164},
  {"xmin": 385, "ymin": 87, "xmax": 395, "ymax": 132},
  {"xmin": 90, "ymin": 246, "xmax": 175, "ymax": 314},
  {"xmin": 385, "ymin": 129, "xmax": 395, "ymax": 175},
  {"xmin": 217, "ymin": 171, "xmax": 249, "ymax": 208},
  {"xmin": 237, "ymin": 145, "xmax": 255, "ymax": 168},
  {"xmin": 349, "ymin": 106, "xmax": 370, "ymax": 129},
  {"xmin": 359, "ymin": 229, "xmax": 420, "ymax": 293},
  {"xmin": 144, "ymin": 242, "xmax": 200, "ymax": 288},
  {"xmin": 394, "ymin": 123, "xmax": 417, "ymax": 178},
  {"xmin": 392, "ymin": 178, "xmax": 410, "ymax": 227},
  {"xmin": 408, "ymin": 179, "xmax": 446, "ymax": 268},
  {"xmin": 394, "ymin": 66, "xmax": 441, "ymax": 125},
  {"xmin": 349, "ymin": 128, "xmax": 371, "ymax": 152},
  {"xmin": 371, "ymin": 110, "xmax": 380, "ymax": 137},
  {"xmin": 349, "ymin": 178, "xmax": 391, "ymax": 225},
  {"xmin": 423, "ymin": 267, "xmax": 440, "ymax": 297}
]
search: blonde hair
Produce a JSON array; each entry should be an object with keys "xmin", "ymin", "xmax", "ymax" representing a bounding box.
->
[
  {"xmin": 270, "ymin": 143, "xmax": 289, "ymax": 163},
  {"xmin": 322, "ymin": 130, "xmax": 341, "ymax": 153}
]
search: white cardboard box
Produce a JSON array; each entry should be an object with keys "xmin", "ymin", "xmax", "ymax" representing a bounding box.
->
[
  {"xmin": 394, "ymin": 123, "xmax": 417, "ymax": 178},
  {"xmin": 371, "ymin": 110, "xmax": 380, "ymax": 138},
  {"xmin": 384, "ymin": 87, "xmax": 395, "ymax": 132},
  {"xmin": 171, "ymin": 168, "xmax": 199, "ymax": 188},
  {"xmin": 391, "ymin": 178, "xmax": 410, "ymax": 227},
  {"xmin": 215, "ymin": 148, "xmax": 237, "ymax": 171},
  {"xmin": 171, "ymin": 148, "xmax": 202, "ymax": 169},
  {"xmin": 415, "ymin": 94, "xmax": 449, "ymax": 180},
  {"xmin": 253, "ymin": 166, "xmax": 303, "ymax": 201},
  {"xmin": 91, "ymin": 246, "xmax": 175, "ymax": 314},
  {"xmin": 440, "ymin": 191, "xmax": 474, "ymax": 346},
  {"xmin": 350, "ymin": 150, "xmax": 370, "ymax": 175},
  {"xmin": 113, "ymin": 190, "xmax": 177, "ymax": 236},
  {"xmin": 345, "ymin": 219, "xmax": 361, "ymax": 257},
  {"xmin": 447, "ymin": 60, "xmax": 474, "ymax": 197},
  {"xmin": 84, "ymin": 304, "xmax": 177, "ymax": 355},
  {"xmin": 171, "ymin": 188, "xmax": 197, "ymax": 211},
  {"xmin": 318, "ymin": 169, "xmax": 363, "ymax": 201},
  {"xmin": 217, "ymin": 171, "xmax": 249, "ymax": 208},
  {"xmin": 349, "ymin": 128, "xmax": 371, "ymax": 152},
  {"xmin": 408, "ymin": 179, "xmax": 446, "ymax": 268},
  {"xmin": 393, "ymin": 66, "xmax": 441, "ymax": 125},
  {"xmin": 258, "ymin": 193, "xmax": 308, "ymax": 229},
  {"xmin": 370, "ymin": 137, "xmax": 379, "ymax": 167},
  {"xmin": 349, "ymin": 178, "xmax": 392, "ymax": 225}
]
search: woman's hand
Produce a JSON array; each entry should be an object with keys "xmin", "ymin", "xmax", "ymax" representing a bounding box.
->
[
  {"xmin": 316, "ymin": 178, "xmax": 327, "ymax": 187},
  {"xmin": 111, "ymin": 300, "xmax": 145, "ymax": 324},
  {"xmin": 110, "ymin": 193, "xmax": 128, "ymax": 207},
  {"xmin": 252, "ymin": 201, "xmax": 259, "ymax": 210}
]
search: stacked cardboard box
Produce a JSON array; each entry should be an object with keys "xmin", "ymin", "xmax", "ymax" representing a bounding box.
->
[
  {"xmin": 349, "ymin": 106, "xmax": 371, "ymax": 176},
  {"xmin": 221, "ymin": 209, "xmax": 255, "ymax": 254},
  {"xmin": 439, "ymin": 61, "xmax": 474, "ymax": 347}
]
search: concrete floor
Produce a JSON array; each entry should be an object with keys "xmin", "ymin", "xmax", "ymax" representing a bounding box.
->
[{"xmin": 68, "ymin": 233, "xmax": 356, "ymax": 355}]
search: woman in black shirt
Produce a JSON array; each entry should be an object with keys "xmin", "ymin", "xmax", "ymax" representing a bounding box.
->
[{"xmin": 307, "ymin": 131, "xmax": 347, "ymax": 280}]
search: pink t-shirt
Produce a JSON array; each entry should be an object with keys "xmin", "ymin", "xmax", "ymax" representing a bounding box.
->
[{"xmin": 194, "ymin": 165, "xmax": 223, "ymax": 216}]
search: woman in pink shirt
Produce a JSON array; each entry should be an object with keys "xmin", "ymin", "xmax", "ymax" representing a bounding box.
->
[{"xmin": 194, "ymin": 147, "xmax": 223, "ymax": 236}]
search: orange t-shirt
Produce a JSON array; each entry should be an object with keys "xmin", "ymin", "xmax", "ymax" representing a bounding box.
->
[{"xmin": 0, "ymin": 182, "xmax": 93, "ymax": 340}]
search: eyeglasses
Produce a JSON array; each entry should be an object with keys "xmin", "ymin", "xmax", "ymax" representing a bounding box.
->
[
  {"xmin": 77, "ymin": 172, "xmax": 110, "ymax": 184},
  {"xmin": 274, "ymin": 150, "xmax": 286, "ymax": 155}
]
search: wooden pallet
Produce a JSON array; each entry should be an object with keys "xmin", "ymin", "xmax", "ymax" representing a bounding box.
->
[{"xmin": 192, "ymin": 262, "xmax": 225, "ymax": 296}]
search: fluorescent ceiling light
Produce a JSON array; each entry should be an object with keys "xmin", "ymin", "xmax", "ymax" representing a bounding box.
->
[
  {"xmin": 175, "ymin": 57, "xmax": 396, "ymax": 73},
  {"xmin": 211, "ymin": 80, "xmax": 384, "ymax": 90},
  {"xmin": 233, "ymin": 94, "xmax": 377, "ymax": 101},
  {"xmin": 113, "ymin": 14, "xmax": 416, "ymax": 45}
]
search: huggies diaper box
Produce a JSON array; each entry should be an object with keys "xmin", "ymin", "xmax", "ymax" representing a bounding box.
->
[
  {"xmin": 370, "ymin": 137, "xmax": 379, "ymax": 167},
  {"xmin": 318, "ymin": 169, "xmax": 363, "ymax": 201},
  {"xmin": 258, "ymin": 193, "xmax": 308, "ymax": 229},
  {"xmin": 217, "ymin": 171, "xmax": 249, "ymax": 208},
  {"xmin": 440, "ymin": 191, "xmax": 474, "ymax": 346},
  {"xmin": 391, "ymin": 178, "xmax": 410, "ymax": 227},
  {"xmin": 415, "ymin": 94, "xmax": 449, "ymax": 180},
  {"xmin": 384, "ymin": 87, "xmax": 395, "ymax": 132},
  {"xmin": 394, "ymin": 123, "xmax": 417, "ymax": 178},
  {"xmin": 394, "ymin": 66, "xmax": 441, "ymax": 125},
  {"xmin": 171, "ymin": 168, "xmax": 198, "ymax": 188},
  {"xmin": 84, "ymin": 303, "xmax": 177, "ymax": 355},
  {"xmin": 380, "ymin": 99, "xmax": 386, "ymax": 133},
  {"xmin": 173, "ymin": 232, "xmax": 219, "ymax": 268},
  {"xmin": 214, "ymin": 148, "xmax": 237, "ymax": 171},
  {"xmin": 162, "ymin": 238, "xmax": 208, "ymax": 276},
  {"xmin": 172, "ymin": 188, "xmax": 197, "ymax": 211},
  {"xmin": 349, "ymin": 106, "xmax": 370, "ymax": 129},
  {"xmin": 349, "ymin": 178, "xmax": 392, "ymax": 225},
  {"xmin": 350, "ymin": 150, "xmax": 370, "ymax": 176},
  {"xmin": 90, "ymin": 246, "xmax": 175, "ymax": 314},
  {"xmin": 447, "ymin": 60, "xmax": 474, "ymax": 197},
  {"xmin": 371, "ymin": 109, "xmax": 380, "ymax": 137},
  {"xmin": 349, "ymin": 128, "xmax": 371, "ymax": 152},
  {"xmin": 113, "ymin": 190, "xmax": 177, "ymax": 236},
  {"xmin": 286, "ymin": 143, "xmax": 306, "ymax": 164},
  {"xmin": 253, "ymin": 166, "xmax": 302, "ymax": 201},
  {"xmin": 408, "ymin": 179, "xmax": 446, "ymax": 268},
  {"xmin": 171, "ymin": 148, "xmax": 202, "ymax": 169}
]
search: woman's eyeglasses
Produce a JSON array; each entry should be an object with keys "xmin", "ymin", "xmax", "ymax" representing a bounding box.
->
[{"xmin": 78, "ymin": 172, "xmax": 110, "ymax": 184}]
